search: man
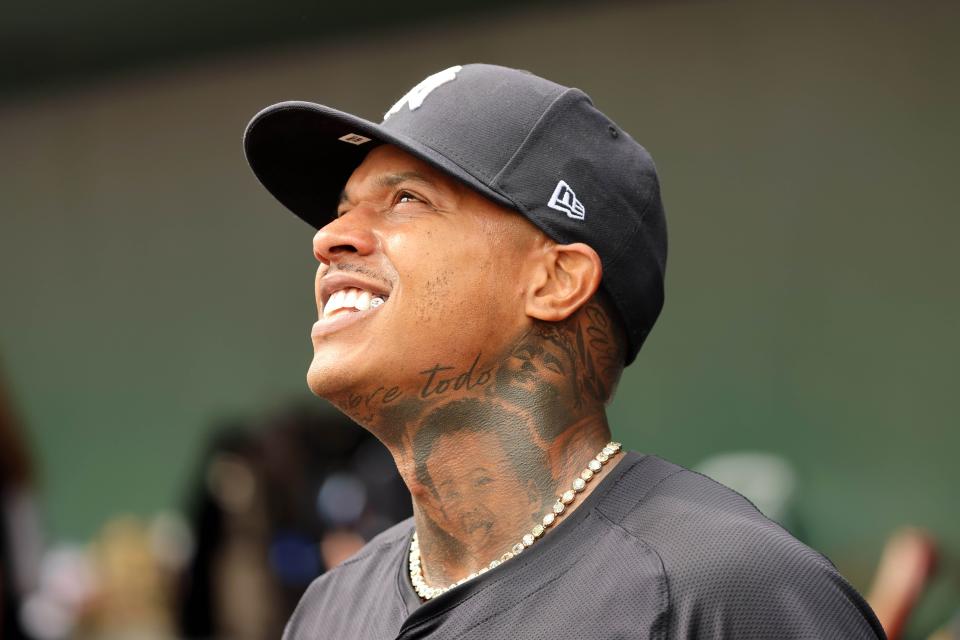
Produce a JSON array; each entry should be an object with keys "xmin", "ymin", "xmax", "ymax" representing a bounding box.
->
[{"xmin": 244, "ymin": 64, "xmax": 885, "ymax": 639}]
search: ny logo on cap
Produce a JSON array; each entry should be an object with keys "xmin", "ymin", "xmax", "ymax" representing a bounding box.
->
[
  {"xmin": 383, "ymin": 65, "xmax": 463, "ymax": 121},
  {"xmin": 548, "ymin": 180, "xmax": 586, "ymax": 220}
]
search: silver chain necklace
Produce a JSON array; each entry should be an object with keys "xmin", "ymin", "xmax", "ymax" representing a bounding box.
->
[{"xmin": 409, "ymin": 441, "xmax": 622, "ymax": 600}]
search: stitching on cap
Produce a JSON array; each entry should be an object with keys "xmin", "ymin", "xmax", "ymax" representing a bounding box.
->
[
  {"xmin": 491, "ymin": 87, "xmax": 575, "ymax": 188},
  {"xmin": 404, "ymin": 131, "xmax": 523, "ymax": 212},
  {"xmin": 473, "ymin": 90, "xmax": 580, "ymax": 248},
  {"xmin": 413, "ymin": 129, "xmax": 490, "ymax": 179}
]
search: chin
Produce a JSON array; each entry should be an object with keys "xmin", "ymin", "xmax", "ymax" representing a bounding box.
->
[
  {"xmin": 306, "ymin": 337, "xmax": 389, "ymax": 398},
  {"xmin": 304, "ymin": 345, "xmax": 350, "ymax": 396},
  {"xmin": 305, "ymin": 364, "xmax": 328, "ymax": 397}
]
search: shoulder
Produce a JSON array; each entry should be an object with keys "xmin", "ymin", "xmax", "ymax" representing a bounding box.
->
[
  {"xmin": 283, "ymin": 519, "xmax": 413, "ymax": 640},
  {"xmin": 599, "ymin": 455, "xmax": 885, "ymax": 639},
  {"xmin": 326, "ymin": 516, "xmax": 414, "ymax": 574}
]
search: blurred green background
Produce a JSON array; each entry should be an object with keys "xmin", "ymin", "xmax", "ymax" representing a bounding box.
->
[{"xmin": 1, "ymin": 0, "xmax": 957, "ymax": 635}]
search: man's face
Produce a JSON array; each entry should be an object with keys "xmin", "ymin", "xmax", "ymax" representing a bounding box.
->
[
  {"xmin": 425, "ymin": 430, "xmax": 541, "ymax": 549},
  {"xmin": 308, "ymin": 145, "xmax": 539, "ymax": 405}
]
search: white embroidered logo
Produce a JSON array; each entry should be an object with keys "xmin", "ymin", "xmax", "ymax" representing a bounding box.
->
[
  {"xmin": 548, "ymin": 180, "xmax": 586, "ymax": 220},
  {"xmin": 383, "ymin": 65, "xmax": 463, "ymax": 121}
]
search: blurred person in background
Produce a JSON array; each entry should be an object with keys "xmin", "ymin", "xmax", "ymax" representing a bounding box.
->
[
  {"xmin": 242, "ymin": 64, "xmax": 885, "ymax": 638},
  {"xmin": 0, "ymin": 365, "xmax": 44, "ymax": 640},
  {"xmin": 176, "ymin": 405, "xmax": 410, "ymax": 639},
  {"xmin": 866, "ymin": 528, "xmax": 941, "ymax": 640},
  {"xmin": 177, "ymin": 421, "xmax": 274, "ymax": 640}
]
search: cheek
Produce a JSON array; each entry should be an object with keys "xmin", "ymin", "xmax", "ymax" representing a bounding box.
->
[
  {"xmin": 404, "ymin": 247, "xmax": 514, "ymax": 325},
  {"xmin": 416, "ymin": 267, "xmax": 460, "ymax": 324},
  {"xmin": 384, "ymin": 225, "xmax": 528, "ymax": 367}
]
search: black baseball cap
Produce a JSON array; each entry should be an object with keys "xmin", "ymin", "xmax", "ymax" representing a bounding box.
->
[{"xmin": 243, "ymin": 63, "xmax": 667, "ymax": 364}]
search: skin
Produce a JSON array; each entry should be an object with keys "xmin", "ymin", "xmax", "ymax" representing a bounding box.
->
[
  {"xmin": 310, "ymin": 144, "xmax": 626, "ymax": 587},
  {"xmin": 423, "ymin": 430, "xmax": 541, "ymax": 563}
]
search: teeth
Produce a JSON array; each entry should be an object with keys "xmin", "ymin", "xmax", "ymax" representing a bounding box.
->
[
  {"xmin": 356, "ymin": 290, "xmax": 371, "ymax": 311},
  {"xmin": 323, "ymin": 291, "xmax": 346, "ymax": 317},
  {"xmin": 322, "ymin": 287, "xmax": 386, "ymax": 318},
  {"xmin": 323, "ymin": 290, "xmax": 345, "ymax": 317}
]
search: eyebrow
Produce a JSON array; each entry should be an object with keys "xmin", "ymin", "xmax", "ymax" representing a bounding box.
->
[{"xmin": 338, "ymin": 171, "xmax": 436, "ymax": 205}]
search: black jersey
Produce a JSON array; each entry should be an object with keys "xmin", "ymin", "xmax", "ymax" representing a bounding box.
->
[{"xmin": 284, "ymin": 452, "xmax": 885, "ymax": 639}]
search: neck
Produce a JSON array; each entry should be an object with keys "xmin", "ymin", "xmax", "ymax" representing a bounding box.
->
[
  {"xmin": 407, "ymin": 412, "xmax": 611, "ymax": 586},
  {"xmin": 331, "ymin": 303, "xmax": 622, "ymax": 587}
]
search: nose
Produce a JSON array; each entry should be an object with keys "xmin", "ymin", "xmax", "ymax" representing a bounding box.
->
[{"xmin": 312, "ymin": 208, "xmax": 378, "ymax": 264}]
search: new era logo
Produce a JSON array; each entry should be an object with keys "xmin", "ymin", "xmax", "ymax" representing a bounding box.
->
[{"xmin": 547, "ymin": 180, "xmax": 585, "ymax": 220}]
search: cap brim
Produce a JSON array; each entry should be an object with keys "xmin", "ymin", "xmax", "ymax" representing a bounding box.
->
[{"xmin": 243, "ymin": 101, "xmax": 517, "ymax": 229}]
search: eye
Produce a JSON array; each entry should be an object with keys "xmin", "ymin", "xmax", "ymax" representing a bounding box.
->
[{"xmin": 395, "ymin": 190, "xmax": 421, "ymax": 205}]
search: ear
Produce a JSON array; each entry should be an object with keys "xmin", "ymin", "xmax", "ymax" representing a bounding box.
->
[{"xmin": 524, "ymin": 242, "xmax": 602, "ymax": 322}]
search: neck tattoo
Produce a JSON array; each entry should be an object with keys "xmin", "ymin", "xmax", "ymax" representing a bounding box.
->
[{"xmin": 409, "ymin": 441, "xmax": 622, "ymax": 600}]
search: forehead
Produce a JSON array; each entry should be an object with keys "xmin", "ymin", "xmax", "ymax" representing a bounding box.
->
[{"xmin": 430, "ymin": 429, "xmax": 504, "ymax": 464}]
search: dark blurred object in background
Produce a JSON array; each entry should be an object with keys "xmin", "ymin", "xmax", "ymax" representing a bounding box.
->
[
  {"xmin": 0, "ymin": 364, "xmax": 44, "ymax": 640},
  {"xmin": 176, "ymin": 404, "xmax": 411, "ymax": 639}
]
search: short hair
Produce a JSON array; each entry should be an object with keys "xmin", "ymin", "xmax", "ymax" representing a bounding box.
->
[{"xmin": 413, "ymin": 399, "xmax": 553, "ymax": 499}]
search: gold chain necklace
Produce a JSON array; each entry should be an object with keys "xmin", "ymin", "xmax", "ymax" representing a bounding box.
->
[{"xmin": 408, "ymin": 441, "xmax": 622, "ymax": 600}]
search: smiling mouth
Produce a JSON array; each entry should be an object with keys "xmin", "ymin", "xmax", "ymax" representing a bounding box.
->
[{"xmin": 322, "ymin": 286, "xmax": 388, "ymax": 318}]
